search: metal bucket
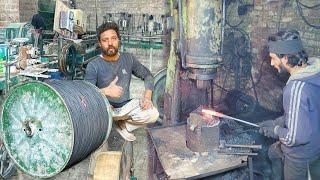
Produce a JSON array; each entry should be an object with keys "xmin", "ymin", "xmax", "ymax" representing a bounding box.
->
[{"xmin": 1, "ymin": 80, "xmax": 113, "ymax": 178}]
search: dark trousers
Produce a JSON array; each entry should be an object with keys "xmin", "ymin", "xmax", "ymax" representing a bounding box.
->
[{"xmin": 268, "ymin": 142, "xmax": 320, "ymax": 180}]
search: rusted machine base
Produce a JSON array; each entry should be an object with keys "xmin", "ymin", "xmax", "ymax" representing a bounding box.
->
[
  {"xmin": 186, "ymin": 111, "xmax": 220, "ymax": 152},
  {"xmin": 148, "ymin": 124, "xmax": 248, "ymax": 179}
]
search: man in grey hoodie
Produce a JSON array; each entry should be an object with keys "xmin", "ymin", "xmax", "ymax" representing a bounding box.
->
[{"xmin": 259, "ymin": 29, "xmax": 320, "ymax": 180}]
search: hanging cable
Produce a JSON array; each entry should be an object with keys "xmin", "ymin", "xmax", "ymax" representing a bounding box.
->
[
  {"xmin": 225, "ymin": 0, "xmax": 245, "ymax": 28},
  {"xmin": 276, "ymin": 0, "xmax": 289, "ymax": 31},
  {"xmin": 296, "ymin": 0, "xmax": 320, "ymax": 29},
  {"xmin": 297, "ymin": 0, "xmax": 320, "ymax": 9}
]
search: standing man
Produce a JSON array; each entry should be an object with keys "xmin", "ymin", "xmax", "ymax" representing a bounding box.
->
[
  {"xmin": 31, "ymin": 13, "xmax": 45, "ymax": 55},
  {"xmin": 259, "ymin": 29, "xmax": 320, "ymax": 180},
  {"xmin": 85, "ymin": 21, "xmax": 159, "ymax": 141}
]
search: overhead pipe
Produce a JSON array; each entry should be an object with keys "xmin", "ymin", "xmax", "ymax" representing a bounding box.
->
[{"xmin": 178, "ymin": 0, "xmax": 186, "ymax": 69}]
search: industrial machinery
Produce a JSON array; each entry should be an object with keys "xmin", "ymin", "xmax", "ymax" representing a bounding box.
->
[
  {"xmin": 0, "ymin": 0, "xmax": 100, "ymax": 87},
  {"xmin": 149, "ymin": 0, "xmax": 278, "ymax": 179},
  {"xmin": 37, "ymin": 0, "xmax": 100, "ymax": 79},
  {"xmin": 103, "ymin": 12, "xmax": 166, "ymax": 50}
]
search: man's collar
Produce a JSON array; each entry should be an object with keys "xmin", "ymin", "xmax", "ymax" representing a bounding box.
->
[
  {"xmin": 100, "ymin": 53, "xmax": 120, "ymax": 62},
  {"xmin": 287, "ymin": 57, "xmax": 320, "ymax": 84}
]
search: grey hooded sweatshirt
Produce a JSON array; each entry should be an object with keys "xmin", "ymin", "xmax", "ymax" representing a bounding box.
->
[{"xmin": 277, "ymin": 57, "xmax": 320, "ymax": 162}]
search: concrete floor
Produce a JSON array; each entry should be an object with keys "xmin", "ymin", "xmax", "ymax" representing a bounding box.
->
[{"xmin": 9, "ymin": 77, "xmax": 149, "ymax": 180}]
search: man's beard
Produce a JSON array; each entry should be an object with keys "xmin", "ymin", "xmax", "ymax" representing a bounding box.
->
[
  {"xmin": 277, "ymin": 62, "xmax": 290, "ymax": 82},
  {"xmin": 102, "ymin": 45, "xmax": 118, "ymax": 57},
  {"xmin": 278, "ymin": 63, "xmax": 288, "ymax": 74}
]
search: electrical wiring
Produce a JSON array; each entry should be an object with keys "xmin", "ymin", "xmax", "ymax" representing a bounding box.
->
[
  {"xmin": 222, "ymin": 2, "xmax": 260, "ymax": 105},
  {"xmin": 297, "ymin": 0, "xmax": 320, "ymax": 9},
  {"xmin": 225, "ymin": 0, "xmax": 245, "ymax": 28},
  {"xmin": 276, "ymin": 0, "xmax": 289, "ymax": 31},
  {"xmin": 296, "ymin": 0, "xmax": 320, "ymax": 29}
]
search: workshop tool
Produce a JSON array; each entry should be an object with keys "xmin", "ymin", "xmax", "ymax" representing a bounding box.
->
[
  {"xmin": 218, "ymin": 151, "xmax": 258, "ymax": 156},
  {"xmin": 202, "ymin": 109, "xmax": 259, "ymax": 127},
  {"xmin": 219, "ymin": 140, "xmax": 262, "ymax": 150}
]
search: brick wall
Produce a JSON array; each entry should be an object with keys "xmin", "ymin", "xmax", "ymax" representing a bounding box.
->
[
  {"xmin": 76, "ymin": 0, "xmax": 168, "ymax": 31},
  {"xmin": 19, "ymin": 0, "xmax": 38, "ymax": 23},
  {"xmin": 220, "ymin": 0, "xmax": 320, "ymax": 111},
  {"xmin": 0, "ymin": 0, "xmax": 169, "ymax": 30},
  {"xmin": 75, "ymin": 0, "xmax": 169, "ymax": 74},
  {"xmin": 251, "ymin": 0, "xmax": 320, "ymax": 111},
  {"xmin": 0, "ymin": 0, "xmax": 20, "ymax": 26},
  {"xmin": 0, "ymin": 0, "xmax": 37, "ymax": 26}
]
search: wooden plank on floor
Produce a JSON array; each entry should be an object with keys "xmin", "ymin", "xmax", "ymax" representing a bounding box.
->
[{"xmin": 93, "ymin": 151, "xmax": 122, "ymax": 180}]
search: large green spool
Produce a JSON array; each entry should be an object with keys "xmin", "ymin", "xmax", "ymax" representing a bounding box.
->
[{"xmin": 1, "ymin": 80, "xmax": 113, "ymax": 178}]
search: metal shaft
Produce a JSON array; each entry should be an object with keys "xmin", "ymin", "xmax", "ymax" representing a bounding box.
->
[
  {"xmin": 225, "ymin": 143, "xmax": 262, "ymax": 149},
  {"xmin": 218, "ymin": 151, "xmax": 258, "ymax": 156},
  {"xmin": 219, "ymin": 113, "xmax": 259, "ymax": 127},
  {"xmin": 202, "ymin": 109, "xmax": 259, "ymax": 127}
]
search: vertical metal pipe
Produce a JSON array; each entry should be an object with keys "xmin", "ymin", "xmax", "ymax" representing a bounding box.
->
[
  {"xmin": 5, "ymin": 46, "xmax": 10, "ymax": 93},
  {"xmin": 170, "ymin": 0, "xmax": 184, "ymax": 123},
  {"xmin": 95, "ymin": 0, "xmax": 98, "ymax": 30},
  {"xmin": 58, "ymin": 37, "xmax": 63, "ymax": 61},
  {"xmin": 170, "ymin": 58, "xmax": 181, "ymax": 124},
  {"xmin": 149, "ymin": 48, "xmax": 153, "ymax": 72},
  {"xmin": 221, "ymin": 0, "xmax": 226, "ymax": 55},
  {"xmin": 209, "ymin": 80, "xmax": 214, "ymax": 108},
  {"xmin": 178, "ymin": 0, "xmax": 186, "ymax": 69}
]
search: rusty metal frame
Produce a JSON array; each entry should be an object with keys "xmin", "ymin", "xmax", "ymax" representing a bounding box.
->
[{"xmin": 148, "ymin": 124, "xmax": 248, "ymax": 179}]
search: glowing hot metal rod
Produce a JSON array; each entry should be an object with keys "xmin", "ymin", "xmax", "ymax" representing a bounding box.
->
[{"xmin": 202, "ymin": 109, "xmax": 259, "ymax": 128}]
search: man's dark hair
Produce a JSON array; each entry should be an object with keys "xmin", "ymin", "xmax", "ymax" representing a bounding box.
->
[
  {"xmin": 268, "ymin": 29, "xmax": 308, "ymax": 67},
  {"xmin": 31, "ymin": 14, "xmax": 45, "ymax": 30},
  {"xmin": 97, "ymin": 21, "xmax": 120, "ymax": 41}
]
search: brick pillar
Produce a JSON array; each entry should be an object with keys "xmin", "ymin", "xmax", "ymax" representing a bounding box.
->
[
  {"xmin": 19, "ymin": 0, "xmax": 38, "ymax": 23},
  {"xmin": 0, "ymin": 0, "xmax": 20, "ymax": 26}
]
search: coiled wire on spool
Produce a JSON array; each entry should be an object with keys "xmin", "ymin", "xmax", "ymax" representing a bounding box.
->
[
  {"xmin": 1, "ymin": 80, "xmax": 113, "ymax": 178},
  {"xmin": 47, "ymin": 80, "xmax": 111, "ymax": 167}
]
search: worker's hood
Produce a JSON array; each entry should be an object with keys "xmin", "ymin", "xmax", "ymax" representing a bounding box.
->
[{"xmin": 287, "ymin": 56, "xmax": 320, "ymax": 87}]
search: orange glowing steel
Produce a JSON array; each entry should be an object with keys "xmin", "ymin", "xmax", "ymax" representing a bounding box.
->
[
  {"xmin": 202, "ymin": 109, "xmax": 223, "ymax": 117},
  {"xmin": 202, "ymin": 108, "xmax": 260, "ymax": 128}
]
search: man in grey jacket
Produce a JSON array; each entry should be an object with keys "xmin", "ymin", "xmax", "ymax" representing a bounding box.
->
[
  {"xmin": 259, "ymin": 29, "xmax": 320, "ymax": 180},
  {"xmin": 85, "ymin": 21, "xmax": 159, "ymax": 141}
]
